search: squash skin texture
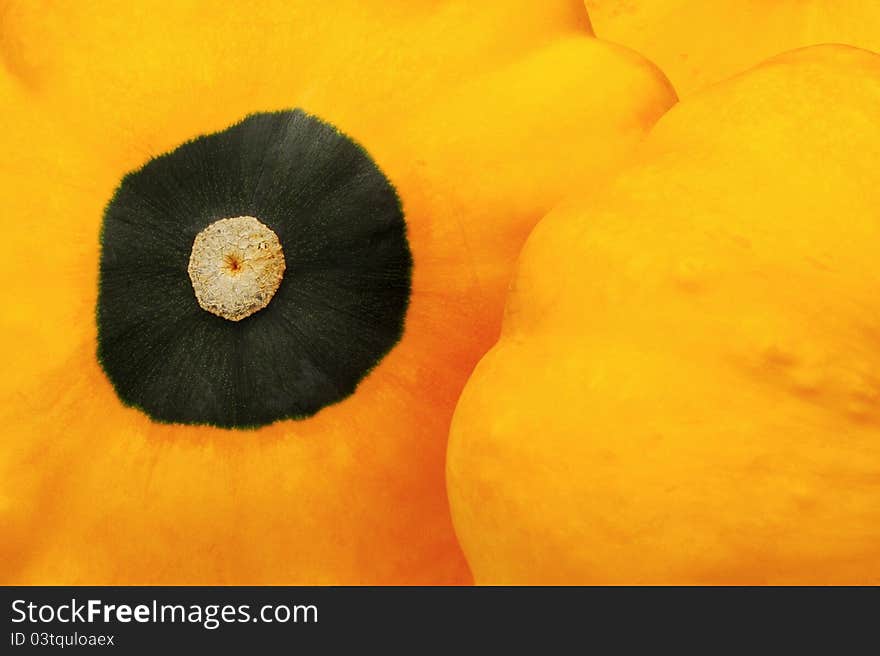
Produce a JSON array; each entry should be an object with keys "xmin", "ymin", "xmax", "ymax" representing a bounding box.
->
[
  {"xmin": 0, "ymin": 2, "xmax": 675, "ymax": 584},
  {"xmin": 448, "ymin": 45, "xmax": 880, "ymax": 585},
  {"xmin": 584, "ymin": 0, "xmax": 880, "ymax": 95}
]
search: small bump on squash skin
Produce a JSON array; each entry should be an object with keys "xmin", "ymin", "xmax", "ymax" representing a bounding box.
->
[{"xmin": 448, "ymin": 44, "xmax": 880, "ymax": 585}]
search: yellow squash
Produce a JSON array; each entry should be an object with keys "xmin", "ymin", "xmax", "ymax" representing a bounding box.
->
[
  {"xmin": 585, "ymin": 0, "xmax": 880, "ymax": 94},
  {"xmin": 0, "ymin": 1, "xmax": 675, "ymax": 584},
  {"xmin": 448, "ymin": 44, "xmax": 880, "ymax": 584}
]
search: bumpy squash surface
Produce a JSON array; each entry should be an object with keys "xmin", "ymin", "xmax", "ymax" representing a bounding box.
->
[
  {"xmin": 0, "ymin": 1, "xmax": 674, "ymax": 584},
  {"xmin": 448, "ymin": 45, "xmax": 880, "ymax": 584}
]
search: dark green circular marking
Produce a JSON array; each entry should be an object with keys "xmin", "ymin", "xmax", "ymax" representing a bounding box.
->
[{"xmin": 97, "ymin": 110, "xmax": 412, "ymax": 429}]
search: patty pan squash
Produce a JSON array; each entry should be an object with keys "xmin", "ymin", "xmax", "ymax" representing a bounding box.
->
[
  {"xmin": 585, "ymin": 0, "xmax": 880, "ymax": 94},
  {"xmin": 448, "ymin": 44, "xmax": 880, "ymax": 584},
  {"xmin": 0, "ymin": 1, "xmax": 675, "ymax": 584}
]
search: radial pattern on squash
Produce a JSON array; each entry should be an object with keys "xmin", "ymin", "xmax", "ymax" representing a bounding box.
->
[{"xmin": 97, "ymin": 110, "xmax": 411, "ymax": 428}]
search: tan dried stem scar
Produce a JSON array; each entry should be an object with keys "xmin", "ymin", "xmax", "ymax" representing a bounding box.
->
[{"xmin": 188, "ymin": 216, "xmax": 286, "ymax": 321}]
